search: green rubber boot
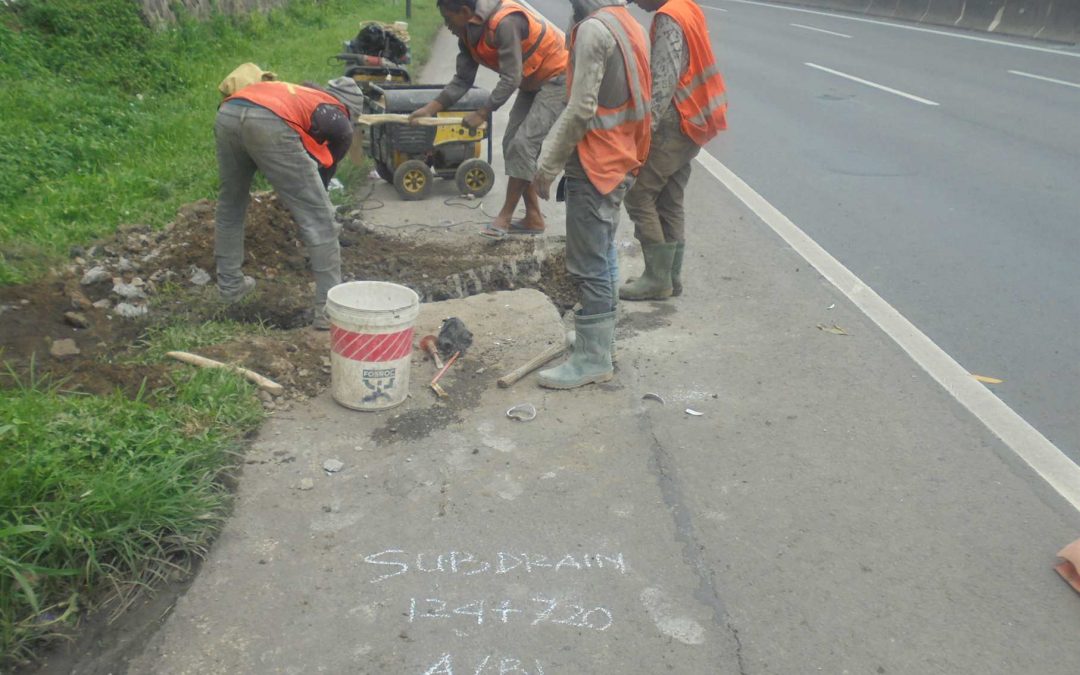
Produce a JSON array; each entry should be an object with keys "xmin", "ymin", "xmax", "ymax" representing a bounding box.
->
[
  {"xmin": 671, "ymin": 242, "xmax": 685, "ymax": 297},
  {"xmin": 619, "ymin": 242, "xmax": 675, "ymax": 301},
  {"xmin": 537, "ymin": 311, "xmax": 615, "ymax": 389}
]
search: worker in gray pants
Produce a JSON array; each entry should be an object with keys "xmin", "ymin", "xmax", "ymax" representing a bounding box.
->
[{"xmin": 213, "ymin": 77, "xmax": 364, "ymax": 328}]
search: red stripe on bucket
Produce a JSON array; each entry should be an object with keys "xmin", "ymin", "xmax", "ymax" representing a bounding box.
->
[{"xmin": 331, "ymin": 326, "xmax": 414, "ymax": 362}]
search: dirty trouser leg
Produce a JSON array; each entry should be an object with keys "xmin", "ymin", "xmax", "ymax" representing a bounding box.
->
[
  {"xmin": 623, "ymin": 130, "xmax": 700, "ymax": 246},
  {"xmin": 239, "ymin": 108, "xmax": 342, "ymax": 306},
  {"xmin": 655, "ymin": 151, "xmax": 697, "ymax": 244},
  {"xmin": 214, "ymin": 104, "xmax": 258, "ymax": 294},
  {"xmin": 565, "ymin": 176, "xmax": 631, "ymax": 316},
  {"xmin": 502, "ymin": 76, "xmax": 567, "ymax": 181}
]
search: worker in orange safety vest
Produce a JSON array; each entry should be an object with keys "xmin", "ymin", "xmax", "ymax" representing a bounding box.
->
[
  {"xmin": 532, "ymin": 0, "xmax": 651, "ymax": 389},
  {"xmin": 411, "ymin": 0, "xmax": 569, "ymax": 238},
  {"xmin": 214, "ymin": 78, "xmax": 364, "ymax": 329},
  {"xmin": 619, "ymin": 0, "xmax": 727, "ymax": 301}
]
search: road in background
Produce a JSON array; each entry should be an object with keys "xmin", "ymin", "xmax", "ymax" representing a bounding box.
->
[{"xmin": 531, "ymin": 0, "xmax": 1080, "ymax": 462}]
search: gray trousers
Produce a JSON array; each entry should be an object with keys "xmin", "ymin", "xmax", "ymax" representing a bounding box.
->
[
  {"xmin": 214, "ymin": 102, "xmax": 341, "ymax": 305},
  {"xmin": 502, "ymin": 76, "xmax": 567, "ymax": 181},
  {"xmin": 565, "ymin": 176, "xmax": 632, "ymax": 315},
  {"xmin": 623, "ymin": 128, "xmax": 700, "ymax": 246}
]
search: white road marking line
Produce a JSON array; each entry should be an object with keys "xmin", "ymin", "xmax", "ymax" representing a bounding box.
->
[
  {"xmin": 694, "ymin": 148, "xmax": 1080, "ymax": 513},
  {"xmin": 524, "ymin": 0, "xmax": 1080, "ymax": 511},
  {"xmin": 1008, "ymin": 69, "xmax": 1080, "ymax": 90},
  {"xmin": 707, "ymin": 0, "xmax": 1080, "ymax": 59},
  {"xmin": 805, "ymin": 62, "xmax": 940, "ymax": 105},
  {"xmin": 791, "ymin": 23, "xmax": 852, "ymax": 38},
  {"xmin": 702, "ymin": 5, "xmax": 728, "ymax": 11}
]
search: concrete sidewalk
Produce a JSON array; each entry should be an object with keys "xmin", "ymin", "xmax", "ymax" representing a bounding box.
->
[{"xmin": 127, "ymin": 28, "xmax": 1080, "ymax": 675}]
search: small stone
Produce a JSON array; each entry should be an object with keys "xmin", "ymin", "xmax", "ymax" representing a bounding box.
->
[
  {"xmin": 298, "ymin": 369, "xmax": 310, "ymax": 377},
  {"xmin": 64, "ymin": 312, "xmax": 90, "ymax": 329},
  {"xmin": 68, "ymin": 288, "xmax": 93, "ymax": 310},
  {"xmin": 113, "ymin": 302, "xmax": 148, "ymax": 318},
  {"xmin": 323, "ymin": 459, "xmax": 344, "ymax": 474},
  {"xmin": 258, "ymin": 390, "xmax": 274, "ymax": 403},
  {"xmin": 80, "ymin": 266, "xmax": 110, "ymax": 286},
  {"xmin": 117, "ymin": 257, "xmax": 135, "ymax": 273},
  {"xmin": 92, "ymin": 299, "xmax": 112, "ymax": 310},
  {"xmin": 19, "ymin": 299, "xmax": 29, "ymax": 306},
  {"xmin": 50, "ymin": 338, "xmax": 80, "ymax": 358},
  {"xmin": 298, "ymin": 478, "xmax": 314, "ymax": 491},
  {"xmin": 190, "ymin": 267, "xmax": 212, "ymax": 286},
  {"xmin": 69, "ymin": 245, "xmax": 86, "ymax": 258},
  {"xmin": 322, "ymin": 505, "xmax": 332, "ymax": 513},
  {"xmin": 112, "ymin": 279, "xmax": 146, "ymax": 299}
]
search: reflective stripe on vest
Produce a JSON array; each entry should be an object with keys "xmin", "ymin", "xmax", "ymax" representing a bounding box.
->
[
  {"xmin": 468, "ymin": 0, "xmax": 568, "ymax": 83},
  {"xmin": 226, "ymin": 81, "xmax": 347, "ymax": 167},
  {"xmin": 568, "ymin": 6, "xmax": 652, "ymax": 194},
  {"xmin": 655, "ymin": 0, "xmax": 727, "ymax": 145}
]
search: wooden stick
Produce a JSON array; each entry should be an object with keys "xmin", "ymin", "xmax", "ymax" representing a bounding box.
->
[
  {"xmin": 165, "ymin": 351, "xmax": 284, "ymax": 396},
  {"xmin": 355, "ymin": 113, "xmax": 487, "ymax": 129},
  {"xmin": 497, "ymin": 333, "xmax": 573, "ymax": 388}
]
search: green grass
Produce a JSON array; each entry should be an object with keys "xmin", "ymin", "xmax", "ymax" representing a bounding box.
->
[
  {"xmin": 0, "ymin": 0, "xmax": 445, "ymax": 664},
  {"xmin": 0, "ymin": 367, "xmax": 264, "ymax": 665},
  {"xmin": 0, "ymin": 0, "xmax": 443, "ymax": 284}
]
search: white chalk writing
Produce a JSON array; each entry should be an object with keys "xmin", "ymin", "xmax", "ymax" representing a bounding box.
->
[
  {"xmin": 408, "ymin": 595, "xmax": 613, "ymax": 632},
  {"xmin": 364, "ymin": 549, "xmax": 627, "ymax": 584},
  {"xmin": 422, "ymin": 653, "xmax": 545, "ymax": 675}
]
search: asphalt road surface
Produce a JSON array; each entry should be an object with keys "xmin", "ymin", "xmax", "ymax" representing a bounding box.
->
[{"xmin": 530, "ymin": 0, "xmax": 1080, "ymax": 462}]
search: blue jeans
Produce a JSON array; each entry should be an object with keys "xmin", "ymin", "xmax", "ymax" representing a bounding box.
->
[{"xmin": 564, "ymin": 176, "xmax": 632, "ymax": 315}]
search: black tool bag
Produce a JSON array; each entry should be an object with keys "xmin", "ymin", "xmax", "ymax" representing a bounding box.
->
[{"xmin": 346, "ymin": 23, "xmax": 410, "ymax": 65}]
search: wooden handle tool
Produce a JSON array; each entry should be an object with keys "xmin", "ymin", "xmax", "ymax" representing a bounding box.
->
[
  {"xmin": 430, "ymin": 351, "xmax": 460, "ymax": 398},
  {"xmin": 496, "ymin": 333, "xmax": 574, "ymax": 388},
  {"xmin": 355, "ymin": 114, "xmax": 487, "ymax": 129},
  {"xmin": 165, "ymin": 351, "xmax": 284, "ymax": 396}
]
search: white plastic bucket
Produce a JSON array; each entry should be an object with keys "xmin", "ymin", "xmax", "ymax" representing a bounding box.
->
[{"xmin": 325, "ymin": 281, "xmax": 420, "ymax": 411}]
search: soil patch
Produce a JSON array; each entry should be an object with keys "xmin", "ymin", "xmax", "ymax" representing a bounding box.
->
[{"xmin": 1, "ymin": 192, "xmax": 576, "ymax": 402}]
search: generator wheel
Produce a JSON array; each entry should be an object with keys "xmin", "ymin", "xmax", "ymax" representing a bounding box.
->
[
  {"xmin": 393, "ymin": 160, "xmax": 433, "ymax": 201},
  {"xmin": 375, "ymin": 161, "xmax": 394, "ymax": 183},
  {"xmin": 454, "ymin": 158, "xmax": 495, "ymax": 198}
]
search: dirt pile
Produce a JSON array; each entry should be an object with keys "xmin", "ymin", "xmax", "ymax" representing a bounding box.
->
[{"xmin": 0, "ymin": 192, "xmax": 576, "ymax": 402}]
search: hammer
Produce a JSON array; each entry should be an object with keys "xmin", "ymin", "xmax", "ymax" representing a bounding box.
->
[
  {"xmin": 496, "ymin": 332, "xmax": 575, "ymax": 388},
  {"xmin": 430, "ymin": 351, "xmax": 460, "ymax": 398},
  {"xmin": 420, "ymin": 334, "xmax": 444, "ymax": 369}
]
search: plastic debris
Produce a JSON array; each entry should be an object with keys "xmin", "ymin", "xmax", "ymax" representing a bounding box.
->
[
  {"xmin": 827, "ymin": 303, "xmax": 836, "ymax": 310},
  {"xmin": 685, "ymin": 408, "xmax": 704, "ymax": 416},
  {"xmin": 972, "ymin": 374, "xmax": 1003, "ymax": 384},
  {"xmin": 642, "ymin": 392, "xmax": 666, "ymax": 405},
  {"xmin": 506, "ymin": 403, "xmax": 537, "ymax": 422}
]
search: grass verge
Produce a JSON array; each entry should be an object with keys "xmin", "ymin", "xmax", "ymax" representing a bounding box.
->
[
  {"xmin": 0, "ymin": 367, "xmax": 264, "ymax": 665},
  {"xmin": 0, "ymin": 0, "xmax": 442, "ymax": 284},
  {"xmin": 0, "ymin": 0, "xmax": 444, "ymax": 664}
]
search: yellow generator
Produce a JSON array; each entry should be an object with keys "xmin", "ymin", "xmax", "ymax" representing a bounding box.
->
[{"xmin": 366, "ymin": 84, "xmax": 495, "ymax": 201}]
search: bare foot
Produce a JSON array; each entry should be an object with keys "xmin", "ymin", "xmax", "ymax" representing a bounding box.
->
[
  {"xmin": 513, "ymin": 213, "xmax": 546, "ymax": 232},
  {"xmin": 491, "ymin": 213, "xmax": 512, "ymax": 233}
]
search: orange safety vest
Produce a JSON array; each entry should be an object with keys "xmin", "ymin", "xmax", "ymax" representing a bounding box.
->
[
  {"xmin": 568, "ymin": 6, "xmax": 652, "ymax": 195},
  {"xmin": 467, "ymin": 0, "xmax": 568, "ymax": 83},
  {"xmin": 655, "ymin": 0, "xmax": 727, "ymax": 145},
  {"xmin": 226, "ymin": 81, "xmax": 348, "ymax": 168}
]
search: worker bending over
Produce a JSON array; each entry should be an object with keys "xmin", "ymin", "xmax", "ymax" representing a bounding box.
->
[
  {"xmin": 533, "ymin": 0, "xmax": 651, "ymax": 389},
  {"xmin": 213, "ymin": 77, "xmax": 364, "ymax": 329},
  {"xmin": 620, "ymin": 0, "xmax": 727, "ymax": 301},
  {"xmin": 412, "ymin": 0, "xmax": 568, "ymax": 237}
]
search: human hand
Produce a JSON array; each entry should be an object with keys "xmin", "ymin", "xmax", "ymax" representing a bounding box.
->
[
  {"xmin": 409, "ymin": 102, "xmax": 442, "ymax": 124},
  {"xmin": 462, "ymin": 110, "xmax": 487, "ymax": 131},
  {"xmin": 534, "ymin": 172, "xmax": 554, "ymax": 200}
]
